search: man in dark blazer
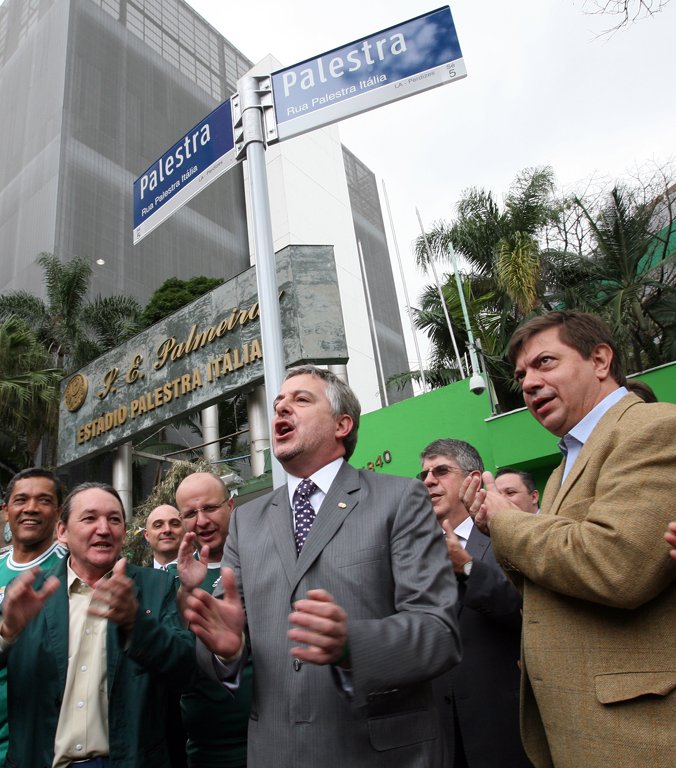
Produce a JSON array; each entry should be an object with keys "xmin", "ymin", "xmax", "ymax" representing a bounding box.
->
[
  {"xmin": 0, "ymin": 482, "xmax": 195, "ymax": 768},
  {"xmin": 179, "ymin": 365, "xmax": 460, "ymax": 768},
  {"xmin": 420, "ymin": 439, "xmax": 531, "ymax": 768}
]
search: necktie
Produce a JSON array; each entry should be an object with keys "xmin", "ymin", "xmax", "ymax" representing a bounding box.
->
[{"xmin": 293, "ymin": 478, "xmax": 318, "ymax": 554}]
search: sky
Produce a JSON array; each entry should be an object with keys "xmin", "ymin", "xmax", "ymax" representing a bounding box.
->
[{"xmin": 186, "ymin": 0, "xmax": 675, "ymax": 371}]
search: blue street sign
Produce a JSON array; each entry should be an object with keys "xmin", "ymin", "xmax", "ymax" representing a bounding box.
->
[
  {"xmin": 133, "ymin": 99, "xmax": 237, "ymax": 243},
  {"xmin": 271, "ymin": 6, "xmax": 465, "ymax": 142}
]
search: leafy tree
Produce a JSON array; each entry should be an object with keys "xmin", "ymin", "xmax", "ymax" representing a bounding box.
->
[
  {"xmin": 0, "ymin": 253, "xmax": 143, "ymax": 373},
  {"xmin": 0, "ymin": 316, "xmax": 61, "ymax": 471},
  {"xmin": 140, "ymin": 276, "xmax": 224, "ymax": 327},
  {"xmin": 0, "ymin": 253, "xmax": 143, "ymax": 469},
  {"xmin": 560, "ymin": 174, "xmax": 676, "ymax": 371},
  {"xmin": 405, "ymin": 164, "xmax": 676, "ymax": 399},
  {"xmin": 404, "ymin": 167, "xmax": 561, "ymax": 408}
]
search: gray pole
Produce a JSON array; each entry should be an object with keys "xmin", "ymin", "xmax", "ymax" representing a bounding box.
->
[
  {"xmin": 447, "ymin": 245, "xmax": 481, "ymax": 377},
  {"xmin": 112, "ymin": 441, "xmax": 133, "ymax": 522},
  {"xmin": 415, "ymin": 208, "xmax": 466, "ymax": 379},
  {"xmin": 381, "ymin": 181, "xmax": 427, "ymax": 392},
  {"xmin": 235, "ymin": 77, "xmax": 286, "ymax": 488}
]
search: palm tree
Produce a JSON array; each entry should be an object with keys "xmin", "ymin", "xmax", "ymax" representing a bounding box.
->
[
  {"xmin": 405, "ymin": 168, "xmax": 562, "ymax": 402},
  {"xmin": 415, "ymin": 167, "xmax": 557, "ymax": 311},
  {"xmin": 0, "ymin": 253, "xmax": 143, "ymax": 469},
  {"xmin": 561, "ymin": 182, "xmax": 676, "ymax": 371},
  {"xmin": 0, "ymin": 253, "xmax": 143, "ymax": 373},
  {"xmin": 0, "ymin": 316, "xmax": 62, "ymax": 471}
]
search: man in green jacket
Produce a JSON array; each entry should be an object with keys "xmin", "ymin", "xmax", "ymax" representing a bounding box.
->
[
  {"xmin": 0, "ymin": 467, "xmax": 67, "ymax": 766},
  {"xmin": 0, "ymin": 481, "xmax": 196, "ymax": 768}
]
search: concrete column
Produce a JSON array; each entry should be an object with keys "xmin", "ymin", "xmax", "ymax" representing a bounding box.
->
[
  {"xmin": 328, "ymin": 364, "xmax": 349, "ymax": 384},
  {"xmin": 247, "ymin": 385, "xmax": 270, "ymax": 478},
  {"xmin": 201, "ymin": 404, "xmax": 221, "ymax": 465},
  {"xmin": 112, "ymin": 441, "xmax": 133, "ymax": 522}
]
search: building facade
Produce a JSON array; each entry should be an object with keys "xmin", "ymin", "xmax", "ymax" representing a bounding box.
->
[{"xmin": 0, "ymin": 0, "xmax": 412, "ymax": 415}]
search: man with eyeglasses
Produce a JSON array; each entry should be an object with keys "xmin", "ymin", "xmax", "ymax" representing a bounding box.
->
[
  {"xmin": 0, "ymin": 467, "xmax": 67, "ymax": 767},
  {"xmin": 420, "ymin": 440, "xmax": 530, "ymax": 768},
  {"xmin": 174, "ymin": 473, "xmax": 250, "ymax": 768}
]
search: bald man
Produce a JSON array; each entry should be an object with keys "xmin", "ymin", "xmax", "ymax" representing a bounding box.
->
[
  {"xmin": 174, "ymin": 473, "xmax": 250, "ymax": 768},
  {"xmin": 144, "ymin": 504, "xmax": 185, "ymax": 569}
]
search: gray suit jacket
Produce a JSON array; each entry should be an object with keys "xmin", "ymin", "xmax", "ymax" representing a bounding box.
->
[
  {"xmin": 433, "ymin": 525, "xmax": 531, "ymax": 767},
  {"xmin": 211, "ymin": 462, "xmax": 460, "ymax": 768}
]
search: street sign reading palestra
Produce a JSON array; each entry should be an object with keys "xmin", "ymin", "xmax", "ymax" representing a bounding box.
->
[
  {"xmin": 132, "ymin": 99, "xmax": 236, "ymax": 244},
  {"xmin": 270, "ymin": 5, "xmax": 465, "ymax": 142}
]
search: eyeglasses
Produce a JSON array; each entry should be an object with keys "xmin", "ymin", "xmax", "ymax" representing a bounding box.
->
[
  {"xmin": 180, "ymin": 499, "xmax": 228, "ymax": 521},
  {"xmin": 417, "ymin": 465, "xmax": 466, "ymax": 482}
]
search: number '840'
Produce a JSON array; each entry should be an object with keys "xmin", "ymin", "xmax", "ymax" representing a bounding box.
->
[{"xmin": 364, "ymin": 450, "xmax": 392, "ymax": 472}]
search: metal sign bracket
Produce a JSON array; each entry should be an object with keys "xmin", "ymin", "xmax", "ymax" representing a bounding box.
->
[{"xmin": 232, "ymin": 76, "xmax": 278, "ymax": 161}]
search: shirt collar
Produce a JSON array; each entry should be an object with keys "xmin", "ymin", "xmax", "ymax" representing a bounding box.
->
[
  {"xmin": 453, "ymin": 515, "xmax": 474, "ymax": 543},
  {"xmin": 66, "ymin": 558, "xmax": 112, "ymax": 593},
  {"xmin": 560, "ymin": 386, "xmax": 628, "ymax": 453},
  {"xmin": 287, "ymin": 457, "xmax": 345, "ymax": 503}
]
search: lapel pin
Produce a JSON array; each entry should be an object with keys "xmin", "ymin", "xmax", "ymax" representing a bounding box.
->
[{"xmin": 338, "ymin": 502, "xmax": 347, "ymax": 509}]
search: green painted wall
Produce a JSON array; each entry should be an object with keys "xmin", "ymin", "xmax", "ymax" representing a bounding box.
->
[{"xmin": 350, "ymin": 362, "xmax": 676, "ymax": 493}]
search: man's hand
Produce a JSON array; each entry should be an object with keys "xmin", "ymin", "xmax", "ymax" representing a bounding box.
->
[
  {"xmin": 665, "ymin": 521, "xmax": 676, "ymax": 561},
  {"xmin": 1, "ymin": 569, "xmax": 60, "ymax": 642},
  {"xmin": 89, "ymin": 558, "xmax": 138, "ymax": 635},
  {"xmin": 440, "ymin": 520, "xmax": 472, "ymax": 573},
  {"xmin": 288, "ymin": 589, "xmax": 349, "ymax": 668},
  {"xmin": 177, "ymin": 532, "xmax": 209, "ymax": 591},
  {"xmin": 183, "ymin": 567, "xmax": 245, "ymax": 659},
  {"xmin": 461, "ymin": 472, "xmax": 521, "ymax": 534}
]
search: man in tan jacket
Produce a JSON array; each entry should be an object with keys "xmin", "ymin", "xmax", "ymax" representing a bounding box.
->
[{"xmin": 463, "ymin": 311, "xmax": 675, "ymax": 768}]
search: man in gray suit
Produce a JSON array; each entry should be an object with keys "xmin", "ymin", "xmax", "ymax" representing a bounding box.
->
[
  {"xmin": 179, "ymin": 365, "xmax": 460, "ymax": 767},
  {"xmin": 420, "ymin": 439, "xmax": 530, "ymax": 768}
]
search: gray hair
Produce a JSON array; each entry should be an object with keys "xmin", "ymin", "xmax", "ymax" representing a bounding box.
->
[
  {"xmin": 284, "ymin": 365, "xmax": 361, "ymax": 460},
  {"xmin": 420, "ymin": 439, "xmax": 484, "ymax": 474}
]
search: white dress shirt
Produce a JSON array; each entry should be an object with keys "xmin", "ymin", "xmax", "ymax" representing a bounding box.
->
[{"xmin": 559, "ymin": 387, "xmax": 628, "ymax": 482}]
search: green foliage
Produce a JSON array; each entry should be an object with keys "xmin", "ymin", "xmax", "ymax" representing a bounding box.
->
[
  {"xmin": 410, "ymin": 167, "xmax": 559, "ymax": 408},
  {"xmin": 0, "ymin": 253, "xmax": 143, "ymax": 467},
  {"xmin": 0, "ymin": 316, "xmax": 62, "ymax": 472},
  {"xmin": 407, "ymin": 164, "xmax": 676, "ymax": 403},
  {"xmin": 563, "ymin": 183, "xmax": 676, "ymax": 370},
  {"xmin": 140, "ymin": 276, "xmax": 224, "ymax": 327},
  {"xmin": 0, "ymin": 253, "xmax": 143, "ymax": 373}
]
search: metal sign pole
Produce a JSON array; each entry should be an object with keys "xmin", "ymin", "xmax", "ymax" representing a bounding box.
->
[{"xmin": 233, "ymin": 77, "xmax": 286, "ymax": 489}]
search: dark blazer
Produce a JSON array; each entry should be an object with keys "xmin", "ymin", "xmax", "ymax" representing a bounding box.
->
[
  {"xmin": 434, "ymin": 524, "xmax": 531, "ymax": 768},
  {"xmin": 1, "ymin": 559, "xmax": 196, "ymax": 768},
  {"xmin": 204, "ymin": 462, "xmax": 461, "ymax": 768}
]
